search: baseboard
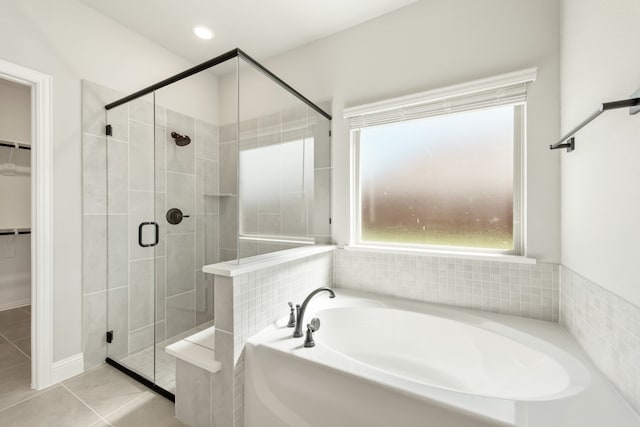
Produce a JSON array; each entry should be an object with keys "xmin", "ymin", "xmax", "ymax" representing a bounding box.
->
[
  {"xmin": 0, "ymin": 299, "xmax": 31, "ymax": 312},
  {"xmin": 51, "ymin": 353, "xmax": 84, "ymax": 384}
]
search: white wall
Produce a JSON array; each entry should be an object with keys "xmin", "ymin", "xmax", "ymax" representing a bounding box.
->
[
  {"xmin": 561, "ymin": 0, "xmax": 640, "ymax": 306},
  {"xmin": 219, "ymin": 0, "xmax": 561, "ymax": 262},
  {"xmin": 0, "ymin": 78, "xmax": 31, "ymax": 310},
  {"xmin": 0, "ymin": 0, "xmax": 217, "ymax": 362}
]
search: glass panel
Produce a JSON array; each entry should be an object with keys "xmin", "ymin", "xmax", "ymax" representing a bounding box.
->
[
  {"xmin": 154, "ymin": 65, "xmax": 224, "ymax": 391},
  {"xmin": 359, "ymin": 105, "xmax": 515, "ymax": 250},
  {"xmin": 309, "ymin": 108, "xmax": 332, "ymax": 244},
  {"xmin": 105, "ymin": 94, "xmax": 157, "ymax": 384},
  {"xmin": 103, "ymin": 51, "xmax": 329, "ymax": 394},
  {"xmin": 217, "ymin": 58, "xmax": 240, "ymax": 263},
  {"xmin": 236, "ymin": 56, "xmax": 332, "ymax": 259}
]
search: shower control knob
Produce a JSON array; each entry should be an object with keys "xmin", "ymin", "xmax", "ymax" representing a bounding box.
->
[{"xmin": 166, "ymin": 208, "xmax": 190, "ymax": 225}]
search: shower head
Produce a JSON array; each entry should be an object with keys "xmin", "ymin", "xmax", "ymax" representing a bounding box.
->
[{"xmin": 171, "ymin": 132, "xmax": 191, "ymax": 146}]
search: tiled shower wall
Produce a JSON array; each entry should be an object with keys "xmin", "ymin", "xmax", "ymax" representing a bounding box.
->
[
  {"xmin": 82, "ymin": 81, "xmax": 217, "ymax": 369},
  {"xmin": 560, "ymin": 266, "xmax": 640, "ymax": 414},
  {"xmin": 334, "ymin": 249, "xmax": 560, "ymax": 321},
  {"xmin": 217, "ymin": 105, "xmax": 332, "ymax": 261}
]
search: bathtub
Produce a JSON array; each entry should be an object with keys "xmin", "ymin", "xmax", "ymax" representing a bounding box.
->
[{"xmin": 245, "ymin": 290, "xmax": 640, "ymax": 427}]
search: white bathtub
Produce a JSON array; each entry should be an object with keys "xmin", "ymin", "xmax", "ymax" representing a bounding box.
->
[{"xmin": 245, "ymin": 290, "xmax": 640, "ymax": 427}]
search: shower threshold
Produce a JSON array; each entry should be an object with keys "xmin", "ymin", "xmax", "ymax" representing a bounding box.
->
[
  {"xmin": 106, "ymin": 320, "xmax": 215, "ymax": 402},
  {"xmin": 105, "ymin": 357, "xmax": 175, "ymax": 402}
]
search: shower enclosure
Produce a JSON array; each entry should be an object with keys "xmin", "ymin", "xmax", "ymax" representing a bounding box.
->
[{"xmin": 102, "ymin": 49, "xmax": 331, "ymax": 398}]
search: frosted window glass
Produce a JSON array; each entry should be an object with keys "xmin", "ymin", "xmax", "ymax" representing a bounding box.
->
[
  {"xmin": 239, "ymin": 138, "xmax": 313, "ymax": 237},
  {"xmin": 359, "ymin": 105, "xmax": 515, "ymax": 250}
]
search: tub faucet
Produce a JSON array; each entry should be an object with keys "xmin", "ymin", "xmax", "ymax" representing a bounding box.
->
[{"xmin": 293, "ymin": 287, "xmax": 335, "ymax": 338}]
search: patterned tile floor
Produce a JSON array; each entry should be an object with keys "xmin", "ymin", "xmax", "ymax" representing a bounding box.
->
[{"xmin": 0, "ymin": 306, "xmax": 185, "ymax": 427}]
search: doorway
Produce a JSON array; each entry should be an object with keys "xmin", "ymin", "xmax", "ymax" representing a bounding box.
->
[
  {"xmin": 0, "ymin": 77, "xmax": 33, "ymax": 391},
  {"xmin": 0, "ymin": 58, "xmax": 53, "ymax": 390}
]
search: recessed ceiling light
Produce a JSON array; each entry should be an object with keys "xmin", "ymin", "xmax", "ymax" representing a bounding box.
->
[{"xmin": 193, "ymin": 25, "xmax": 214, "ymax": 40}]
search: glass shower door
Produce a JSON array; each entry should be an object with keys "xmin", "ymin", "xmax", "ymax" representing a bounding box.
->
[
  {"xmin": 154, "ymin": 76, "xmax": 217, "ymax": 392},
  {"xmin": 106, "ymin": 93, "xmax": 163, "ymax": 389}
]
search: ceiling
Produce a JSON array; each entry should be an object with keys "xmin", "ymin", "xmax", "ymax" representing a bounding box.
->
[{"xmin": 79, "ymin": 0, "xmax": 418, "ymax": 64}]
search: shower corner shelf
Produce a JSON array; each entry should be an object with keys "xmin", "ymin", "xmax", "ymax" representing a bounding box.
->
[{"xmin": 203, "ymin": 193, "xmax": 236, "ymax": 197}]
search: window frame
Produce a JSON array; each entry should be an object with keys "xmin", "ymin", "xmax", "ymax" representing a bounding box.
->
[{"xmin": 349, "ymin": 100, "xmax": 527, "ymax": 257}]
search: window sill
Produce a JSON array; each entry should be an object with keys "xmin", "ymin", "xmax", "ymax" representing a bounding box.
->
[{"xmin": 344, "ymin": 244, "xmax": 537, "ymax": 264}]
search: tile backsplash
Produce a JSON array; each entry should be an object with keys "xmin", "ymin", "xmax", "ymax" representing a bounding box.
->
[
  {"xmin": 224, "ymin": 252, "xmax": 333, "ymax": 363},
  {"xmin": 334, "ymin": 249, "xmax": 559, "ymax": 322},
  {"xmin": 560, "ymin": 266, "xmax": 640, "ymax": 414}
]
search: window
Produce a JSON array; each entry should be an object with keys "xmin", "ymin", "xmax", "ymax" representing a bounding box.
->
[
  {"xmin": 347, "ymin": 69, "xmax": 535, "ymax": 254},
  {"xmin": 239, "ymin": 137, "xmax": 314, "ymax": 241}
]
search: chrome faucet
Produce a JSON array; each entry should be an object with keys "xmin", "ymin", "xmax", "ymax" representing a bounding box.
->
[{"xmin": 292, "ymin": 287, "xmax": 335, "ymax": 338}]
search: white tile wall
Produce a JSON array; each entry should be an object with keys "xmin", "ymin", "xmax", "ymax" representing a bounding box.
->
[
  {"xmin": 211, "ymin": 251, "xmax": 333, "ymax": 427},
  {"xmin": 231, "ymin": 252, "xmax": 333, "ymax": 360},
  {"xmin": 560, "ymin": 266, "xmax": 640, "ymax": 414},
  {"xmin": 334, "ymin": 249, "xmax": 560, "ymax": 322}
]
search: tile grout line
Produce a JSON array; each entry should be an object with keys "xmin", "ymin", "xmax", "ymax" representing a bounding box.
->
[
  {"xmin": 97, "ymin": 391, "xmax": 151, "ymax": 422},
  {"xmin": 0, "ymin": 360, "xmax": 30, "ymax": 377},
  {"xmin": 166, "ymin": 288, "xmax": 197, "ymax": 299},
  {"xmin": 0, "ymin": 383, "xmax": 56, "ymax": 415},
  {"xmin": 59, "ymin": 383, "xmax": 113, "ymax": 427},
  {"xmin": 0, "ymin": 331, "xmax": 30, "ymax": 360}
]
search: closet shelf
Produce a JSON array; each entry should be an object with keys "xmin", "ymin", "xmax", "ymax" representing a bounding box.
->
[
  {"xmin": 0, "ymin": 228, "xmax": 31, "ymax": 236},
  {"xmin": 203, "ymin": 193, "xmax": 236, "ymax": 197},
  {"xmin": 0, "ymin": 138, "xmax": 31, "ymax": 150}
]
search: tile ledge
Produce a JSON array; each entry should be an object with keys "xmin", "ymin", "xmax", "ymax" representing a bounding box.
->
[
  {"xmin": 344, "ymin": 245, "xmax": 537, "ymax": 264},
  {"xmin": 203, "ymin": 244, "xmax": 336, "ymax": 277},
  {"xmin": 166, "ymin": 330, "xmax": 220, "ymax": 374},
  {"xmin": 184, "ymin": 326, "xmax": 215, "ymax": 350}
]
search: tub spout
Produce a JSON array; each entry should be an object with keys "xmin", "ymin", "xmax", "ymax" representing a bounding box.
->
[{"xmin": 293, "ymin": 287, "xmax": 335, "ymax": 338}]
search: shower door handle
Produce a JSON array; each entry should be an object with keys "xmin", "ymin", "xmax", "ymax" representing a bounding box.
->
[{"xmin": 138, "ymin": 222, "xmax": 159, "ymax": 248}]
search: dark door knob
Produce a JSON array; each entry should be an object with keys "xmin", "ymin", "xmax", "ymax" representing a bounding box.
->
[{"xmin": 166, "ymin": 208, "xmax": 190, "ymax": 225}]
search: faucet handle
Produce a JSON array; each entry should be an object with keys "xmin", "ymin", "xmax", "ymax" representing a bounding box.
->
[
  {"xmin": 304, "ymin": 322, "xmax": 318, "ymax": 348},
  {"xmin": 309, "ymin": 317, "xmax": 320, "ymax": 332},
  {"xmin": 286, "ymin": 302, "xmax": 296, "ymax": 328}
]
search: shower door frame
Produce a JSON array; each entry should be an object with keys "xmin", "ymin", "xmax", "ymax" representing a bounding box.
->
[
  {"xmin": 104, "ymin": 93, "xmax": 171, "ymax": 400},
  {"xmin": 104, "ymin": 48, "xmax": 331, "ymax": 120}
]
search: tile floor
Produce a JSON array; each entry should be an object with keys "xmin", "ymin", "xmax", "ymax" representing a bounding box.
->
[
  {"xmin": 118, "ymin": 320, "xmax": 214, "ymax": 393},
  {"xmin": 0, "ymin": 306, "xmax": 186, "ymax": 426}
]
